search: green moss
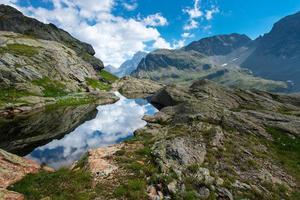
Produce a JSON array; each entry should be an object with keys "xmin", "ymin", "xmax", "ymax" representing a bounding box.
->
[
  {"xmin": 0, "ymin": 88, "xmax": 33, "ymax": 104},
  {"xmin": 265, "ymin": 126, "xmax": 300, "ymax": 182},
  {"xmin": 5, "ymin": 44, "xmax": 39, "ymax": 57},
  {"xmin": 135, "ymin": 146, "xmax": 152, "ymax": 157},
  {"xmin": 113, "ymin": 185, "xmax": 127, "ymax": 197},
  {"xmin": 277, "ymin": 106, "xmax": 300, "ymax": 117},
  {"xmin": 81, "ymin": 52, "xmax": 93, "ymax": 61},
  {"xmin": 99, "ymin": 70, "xmax": 118, "ymax": 82},
  {"xmin": 85, "ymin": 78, "xmax": 111, "ymax": 91},
  {"xmin": 182, "ymin": 191, "xmax": 199, "ymax": 200},
  {"xmin": 234, "ymin": 189, "xmax": 265, "ymax": 200},
  {"xmin": 259, "ymin": 182, "xmax": 291, "ymax": 200},
  {"xmin": 85, "ymin": 70, "xmax": 117, "ymax": 92},
  {"xmin": 277, "ymin": 106, "xmax": 292, "ymax": 114},
  {"xmin": 231, "ymin": 103, "xmax": 264, "ymax": 112},
  {"xmin": 56, "ymin": 96, "xmax": 95, "ymax": 106},
  {"xmin": 113, "ymin": 134, "xmax": 161, "ymax": 199},
  {"xmin": 127, "ymin": 161, "xmax": 144, "ymax": 173},
  {"xmin": 187, "ymin": 163, "xmax": 200, "ymax": 174},
  {"xmin": 244, "ymin": 158, "xmax": 259, "ymax": 170},
  {"xmin": 32, "ymin": 78, "xmax": 68, "ymax": 97},
  {"xmin": 9, "ymin": 169, "xmax": 95, "ymax": 200},
  {"xmin": 290, "ymin": 191, "xmax": 300, "ymax": 200},
  {"xmin": 143, "ymin": 163, "xmax": 159, "ymax": 177},
  {"xmin": 113, "ymin": 179, "xmax": 147, "ymax": 199}
]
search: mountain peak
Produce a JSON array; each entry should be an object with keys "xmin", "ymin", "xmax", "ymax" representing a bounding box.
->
[
  {"xmin": 0, "ymin": 4, "xmax": 23, "ymax": 16},
  {"xmin": 241, "ymin": 10, "xmax": 300, "ymax": 91},
  {"xmin": 105, "ymin": 51, "xmax": 147, "ymax": 77},
  {"xmin": 184, "ymin": 33, "xmax": 252, "ymax": 56},
  {"xmin": 0, "ymin": 4, "xmax": 104, "ymax": 70}
]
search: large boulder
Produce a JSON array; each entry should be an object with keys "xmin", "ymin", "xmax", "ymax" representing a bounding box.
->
[
  {"xmin": 112, "ymin": 76, "xmax": 164, "ymax": 99},
  {"xmin": 0, "ymin": 149, "xmax": 40, "ymax": 188}
]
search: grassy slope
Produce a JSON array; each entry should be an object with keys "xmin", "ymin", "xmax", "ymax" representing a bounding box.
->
[
  {"xmin": 0, "ymin": 70, "xmax": 118, "ymax": 109},
  {"xmin": 9, "ymin": 123, "xmax": 300, "ymax": 200},
  {"xmin": 139, "ymin": 67, "xmax": 287, "ymax": 91},
  {"xmin": 0, "ymin": 44, "xmax": 39, "ymax": 57},
  {"xmin": 9, "ymin": 169, "xmax": 95, "ymax": 200},
  {"xmin": 86, "ymin": 70, "xmax": 118, "ymax": 91}
]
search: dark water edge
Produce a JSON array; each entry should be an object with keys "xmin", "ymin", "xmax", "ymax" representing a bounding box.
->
[{"xmin": 0, "ymin": 105, "xmax": 97, "ymax": 156}]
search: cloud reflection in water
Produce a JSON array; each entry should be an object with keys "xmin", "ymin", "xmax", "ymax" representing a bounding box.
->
[{"xmin": 26, "ymin": 92, "xmax": 158, "ymax": 169}]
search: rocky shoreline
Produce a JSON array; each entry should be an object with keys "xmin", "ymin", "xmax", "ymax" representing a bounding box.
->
[
  {"xmin": 0, "ymin": 91, "xmax": 118, "ymax": 117},
  {"xmin": 0, "ymin": 149, "xmax": 43, "ymax": 199},
  {"xmin": 2, "ymin": 78, "xmax": 299, "ymax": 199}
]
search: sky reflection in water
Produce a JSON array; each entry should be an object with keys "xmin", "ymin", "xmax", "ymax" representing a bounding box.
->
[{"xmin": 26, "ymin": 92, "xmax": 158, "ymax": 169}]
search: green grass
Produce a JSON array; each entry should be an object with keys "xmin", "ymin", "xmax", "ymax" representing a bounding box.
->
[
  {"xmin": 111, "ymin": 133, "xmax": 160, "ymax": 199},
  {"xmin": 9, "ymin": 169, "xmax": 95, "ymax": 200},
  {"xmin": 187, "ymin": 163, "xmax": 201, "ymax": 174},
  {"xmin": 113, "ymin": 185, "xmax": 127, "ymax": 197},
  {"xmin": 55, "ymin": 96, "xmax": 96, "ymax": 106},
  {"xmin": 114, "ymin": 179, "xmax": 147, "ymax": 199},
  {"xmin": 182, "ymin": 191, "xmax": 199, "ymax": 200},
  {"xmin": 4, "ymin": 44, "xmax": 39, "ymax": 57},
  {"xmin": 85, "ymin": 78, "xmax": 111, "ymax": 91},
  {"xmin": 32, "ymin": 78, "xmax": 68, "ymax": 97},
  {"xmin": 85, "ymin": 70, "xmax": 119, "ymax": 91},
  {"xmin": 0, "ymin": 88, "xmax": 33, "ymax": 104},
  {"xmin": 135, "ymin": 146, "xmax": 152, "ymax": 157},
  {"xmin": 99, "ymin": 70, "xmax": 118, "ymax": 82},
  {"xmin": 265, "ymin": 127, "xmax": 300, "ymax": 182}
]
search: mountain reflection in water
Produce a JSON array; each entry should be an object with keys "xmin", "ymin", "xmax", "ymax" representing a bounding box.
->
[
  {"xmin": 0, "ymin": 104, "xmax": 98, "ymax": 156},
  {"xmin": 26, "ymin": 92, "xmax": 158, "ymax": 169}
]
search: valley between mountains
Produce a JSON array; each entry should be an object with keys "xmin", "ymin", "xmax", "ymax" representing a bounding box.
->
[{"xmin": 0, "ymin": 4, "xmax": 300, "ymax": 200}]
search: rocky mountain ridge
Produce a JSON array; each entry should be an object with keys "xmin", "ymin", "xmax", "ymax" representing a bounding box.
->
[
  {"xmin": 133, "ymin": 11, "xmax": 300, "ymax": 92},
  {"xmin": 241, "ymin": 11, "xmax": 300, "ymax": 91},
  {"xmin": 0, "ymin": 5, "xmax": 103, "ymax": 71},
  {"xmin": 184, "ymin": 33, "xmax": 252, "ymax": 56},
  {"xmin": 132, "ymin": 47, "xmax": 288, "ymax": 91},
  {"xmin": 0, "ymin": 31, "xmax": 115, "ymax": 115},
  {"xmin": 132, "ymin": 33, "xmax": 289, "ymax": 92},
  {"xmin": 0, "ymin": 5, "xmax": 119, "ymax": 116}
]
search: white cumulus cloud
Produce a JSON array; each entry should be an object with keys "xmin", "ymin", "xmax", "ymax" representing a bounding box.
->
[
  {"xmin": 184, "ymin": 19, "xmax": 199, "ymax": 31},
  {"xmin": 183, "ymin": 0, "xmax": 202, "ymax": 30},
  {"xmin": 205, "ymin": 7, "xmax": 219, "ymax": 20},
  {"xmin": 183, "ymin": 0, "xmax": 219, "ymax": 31},
  {"xmin": 181, "ymin": 32, "xmax": 194, "ymax": 38},
  {"xmin": 123, "ymin": 2, "xmax": 138, "ymax": 11},
  {"xmin": 142, "ymin": 13, "xmax": 168, "ymax": 27},
  {"xmin": 0, "ymin": 0, "xmax": 173, "ymax": 67}
]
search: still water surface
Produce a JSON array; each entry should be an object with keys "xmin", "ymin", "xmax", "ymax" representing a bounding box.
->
[{"xmin": 26, "ymin": 92, "xmax": 158, "ymax": 169}]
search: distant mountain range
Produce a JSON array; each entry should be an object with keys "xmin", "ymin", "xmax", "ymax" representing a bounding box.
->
[
  {"xmin": 241, "ymin": 11, "xmax": 300, "ymax": 91},
  {"xmin": 105, "ymin": 51, "xmax": 147, "ymax": 77},
  {"xmin": 132, "ymin": 11, "xmax": 300, "ymax": 92}
]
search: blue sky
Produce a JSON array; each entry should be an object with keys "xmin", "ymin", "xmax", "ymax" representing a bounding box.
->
[
  {"xmin": 2, "ymin": 0, "xmax": 300, "ymax": 66},
  {"xmin": 119, "ymin": 0, "xmax": 300, "ymax": 40}
]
